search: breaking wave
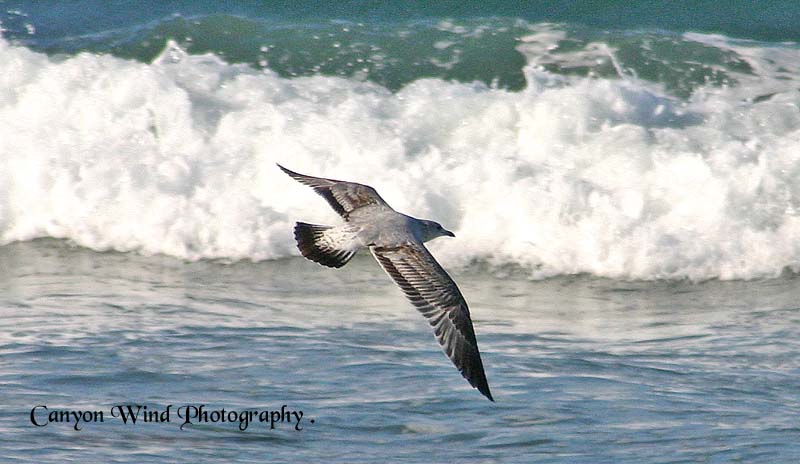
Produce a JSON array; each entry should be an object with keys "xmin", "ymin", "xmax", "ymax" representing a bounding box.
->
[{"xmin": 2, "ymin": 29, "xmax": 800, "ymax": 280}]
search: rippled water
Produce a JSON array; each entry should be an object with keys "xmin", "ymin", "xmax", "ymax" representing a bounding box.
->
[{"xmin": 2, "ymin": 240, "xmax": 799, "ymax": 462}]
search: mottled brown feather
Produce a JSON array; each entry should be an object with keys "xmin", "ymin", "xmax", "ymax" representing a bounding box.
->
[
  {"xmin": 278, "ymin": 164, "xmax": 392, "ymax": 220},
  {"xmin": 371, "ymin": 244, "xmax": 493, "ymax": 401}
]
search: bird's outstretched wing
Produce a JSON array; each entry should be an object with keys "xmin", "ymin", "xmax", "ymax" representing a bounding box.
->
[
  {"xmin": 278, "ymin": 164, "xmax": 393, "ymax": 220},
  {"xmin": 370, "ymin": 243, "xmax": 493, "ymax": 401}
]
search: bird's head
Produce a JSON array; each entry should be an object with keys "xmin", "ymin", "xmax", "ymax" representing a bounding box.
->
[{"xmin": 419, "ymin": 220, "xmax": 456, "ymax": 242}]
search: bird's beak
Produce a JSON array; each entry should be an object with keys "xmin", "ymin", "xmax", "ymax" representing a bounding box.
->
[{"xmin": 444, "ymin": 229, "xmax": 455, "ymax": 238}]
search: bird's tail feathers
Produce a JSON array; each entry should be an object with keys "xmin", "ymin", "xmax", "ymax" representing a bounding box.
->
[{"xmin": 294, "ymin": 222, "xmax": 358, "ymax": 268}]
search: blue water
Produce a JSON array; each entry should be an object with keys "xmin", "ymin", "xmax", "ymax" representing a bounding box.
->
[
  {"xmin": 3, "ymin": 1, "xmax": 800, "ymax": 462},
  {"xmin": 2, "ymin": 241, "xmax": 800, "ymax": 462},
  {"xmin": 4, "ymin": 0, "xmax": 800, "ymax": 42},
  {"xmin": 3, "ymin": 1, "xmax": 800, "ymax": 93}
]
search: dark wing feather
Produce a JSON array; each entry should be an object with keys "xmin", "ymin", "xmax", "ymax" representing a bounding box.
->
[
  {"xmin": 371, "ymin": 243, "xmax": 493, "ymax": 401},
  {"xmin": 278, "ymin": 164, "xmax": 392, "ymax": 220}
]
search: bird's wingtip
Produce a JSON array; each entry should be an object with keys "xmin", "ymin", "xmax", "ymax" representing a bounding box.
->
[{"xmin": 277, "ymin": 163, "xmax": 298, "ymax": 178}]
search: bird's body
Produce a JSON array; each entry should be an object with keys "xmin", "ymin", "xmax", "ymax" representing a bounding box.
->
[
  {"xmin": 279, "ymin": 164, "xmax": 493, "ymax": 401},
  {"xmin": 330, "ymin": 212, "xmax": 437, "ymax": 247}
]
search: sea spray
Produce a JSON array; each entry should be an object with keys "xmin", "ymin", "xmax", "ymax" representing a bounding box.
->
[{"xmin": 1, "ymin": 30, "xmax": 800, "ymax": 280}]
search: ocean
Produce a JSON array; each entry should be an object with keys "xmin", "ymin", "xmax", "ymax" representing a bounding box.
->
[{"xmin": 1, "ymin": 1, "xmax": 800, "ymax": 462}]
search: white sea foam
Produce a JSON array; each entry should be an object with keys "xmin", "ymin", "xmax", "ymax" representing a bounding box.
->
[{"xmin": 2, "ymin": 34, "xmax": 800, "ymax": 280}]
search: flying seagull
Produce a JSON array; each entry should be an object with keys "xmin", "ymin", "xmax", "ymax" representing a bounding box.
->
[{"xmin": 279, "ymin": 164, "xmax": 493, "ymax": 401}]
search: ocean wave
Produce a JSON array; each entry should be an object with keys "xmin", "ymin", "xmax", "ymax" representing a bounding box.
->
[{"xmin": 2, "ymin": 32, "xmax": 800, "ymax": 280}]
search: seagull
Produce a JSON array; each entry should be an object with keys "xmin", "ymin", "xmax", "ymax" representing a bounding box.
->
[{"xmin": 279, "ymin": 164, "xmax": 493, "ymax": 401}]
